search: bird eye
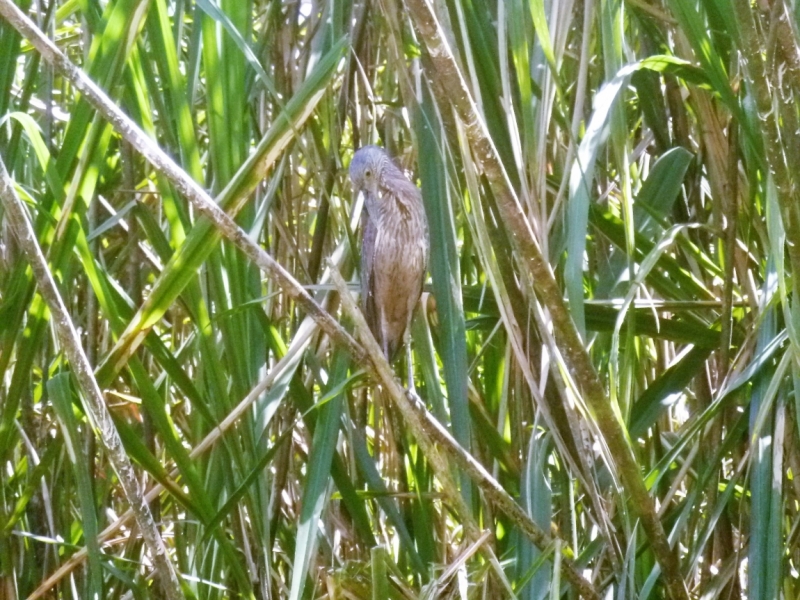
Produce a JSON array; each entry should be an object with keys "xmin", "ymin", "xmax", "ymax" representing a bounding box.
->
[{"xmin": 364, "ymin": 169, "xmax": 372, "ymax": 178}]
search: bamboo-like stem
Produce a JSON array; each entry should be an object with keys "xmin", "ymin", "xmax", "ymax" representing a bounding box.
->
[
  {"xmin": 0, "ymin": 158, "xmax": 185, "ymax": 600},
  {"xmin": 772, "ymin": 0, "xmax": 800, "ymax": 100},
  {"xmin": 398, "ymin": 0, "xmax": 689, "ymax": 598},
  {"xmin": 733, "ymin": 0, "xmax": 800, "ymax": 282}
]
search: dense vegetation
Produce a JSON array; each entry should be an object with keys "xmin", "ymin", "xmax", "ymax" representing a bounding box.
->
[{"xmin": 1, "ymin": 0, "xmax": 799, "ymax": 598}]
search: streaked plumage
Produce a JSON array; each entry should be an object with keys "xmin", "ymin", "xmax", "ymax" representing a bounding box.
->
[{"xmin": 349, "ymin": 145, "xmax": 429, "ymax": 362}]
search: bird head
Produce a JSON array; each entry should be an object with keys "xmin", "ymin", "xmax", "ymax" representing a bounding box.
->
[{"xmin": 349, "ymin": 145, "xmax": 387, "ymax": 196}]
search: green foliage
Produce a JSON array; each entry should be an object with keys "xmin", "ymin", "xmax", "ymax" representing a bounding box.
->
[{"xmin": 1, "ymin": 0, "xmax": 799, "ymax": 598}]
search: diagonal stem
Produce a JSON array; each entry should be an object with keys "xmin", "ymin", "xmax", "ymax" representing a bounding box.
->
[
  {"xmin": 329, "ymin": 264, "xmax": 601, "ymax": 600},
  {"xmin": 0, "ymin": 158, "xmax": 185, "ymax": 600},
  {"xmin": 398, "ymin": 0, "xmax": 689, "ymax": 597}
]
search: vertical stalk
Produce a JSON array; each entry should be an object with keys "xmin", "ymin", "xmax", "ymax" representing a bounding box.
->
[{"xmin": 733, "ymin": 0, "xmax": 800, "ymax": 283}]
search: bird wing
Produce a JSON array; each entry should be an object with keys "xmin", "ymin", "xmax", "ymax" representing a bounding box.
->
[
  {"xmin": 360, "ymin": 193, "xmax": 380, "ymax": 341},
  {"xmin": 369, "ymin": 182, "xmax": 428, "ymax": 359}
]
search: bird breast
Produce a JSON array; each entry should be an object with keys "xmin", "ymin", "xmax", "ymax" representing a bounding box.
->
[{"xmin": 369, "ymin": 184, "xmax": 429, "ymax": 357}]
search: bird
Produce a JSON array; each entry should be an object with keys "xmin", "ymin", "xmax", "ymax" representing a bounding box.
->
[{"xmin": 349, "ymin": 145, "xmax": 429, "ymax": 389}]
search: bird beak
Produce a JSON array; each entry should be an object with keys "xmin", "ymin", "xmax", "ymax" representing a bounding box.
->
[{"xmin": 352, "ymin": 189, "xmax": 366, "ymax": 220}]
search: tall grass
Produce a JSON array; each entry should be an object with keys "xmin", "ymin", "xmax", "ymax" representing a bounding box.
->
[{"xmin": 0, "ymin": 0, "xmax": 798, "ymax": 598}]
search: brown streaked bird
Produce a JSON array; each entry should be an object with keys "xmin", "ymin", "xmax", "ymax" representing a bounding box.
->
[{"xmin": 349, "ymin": 145, "xmax": 429, "ymax": 387}]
